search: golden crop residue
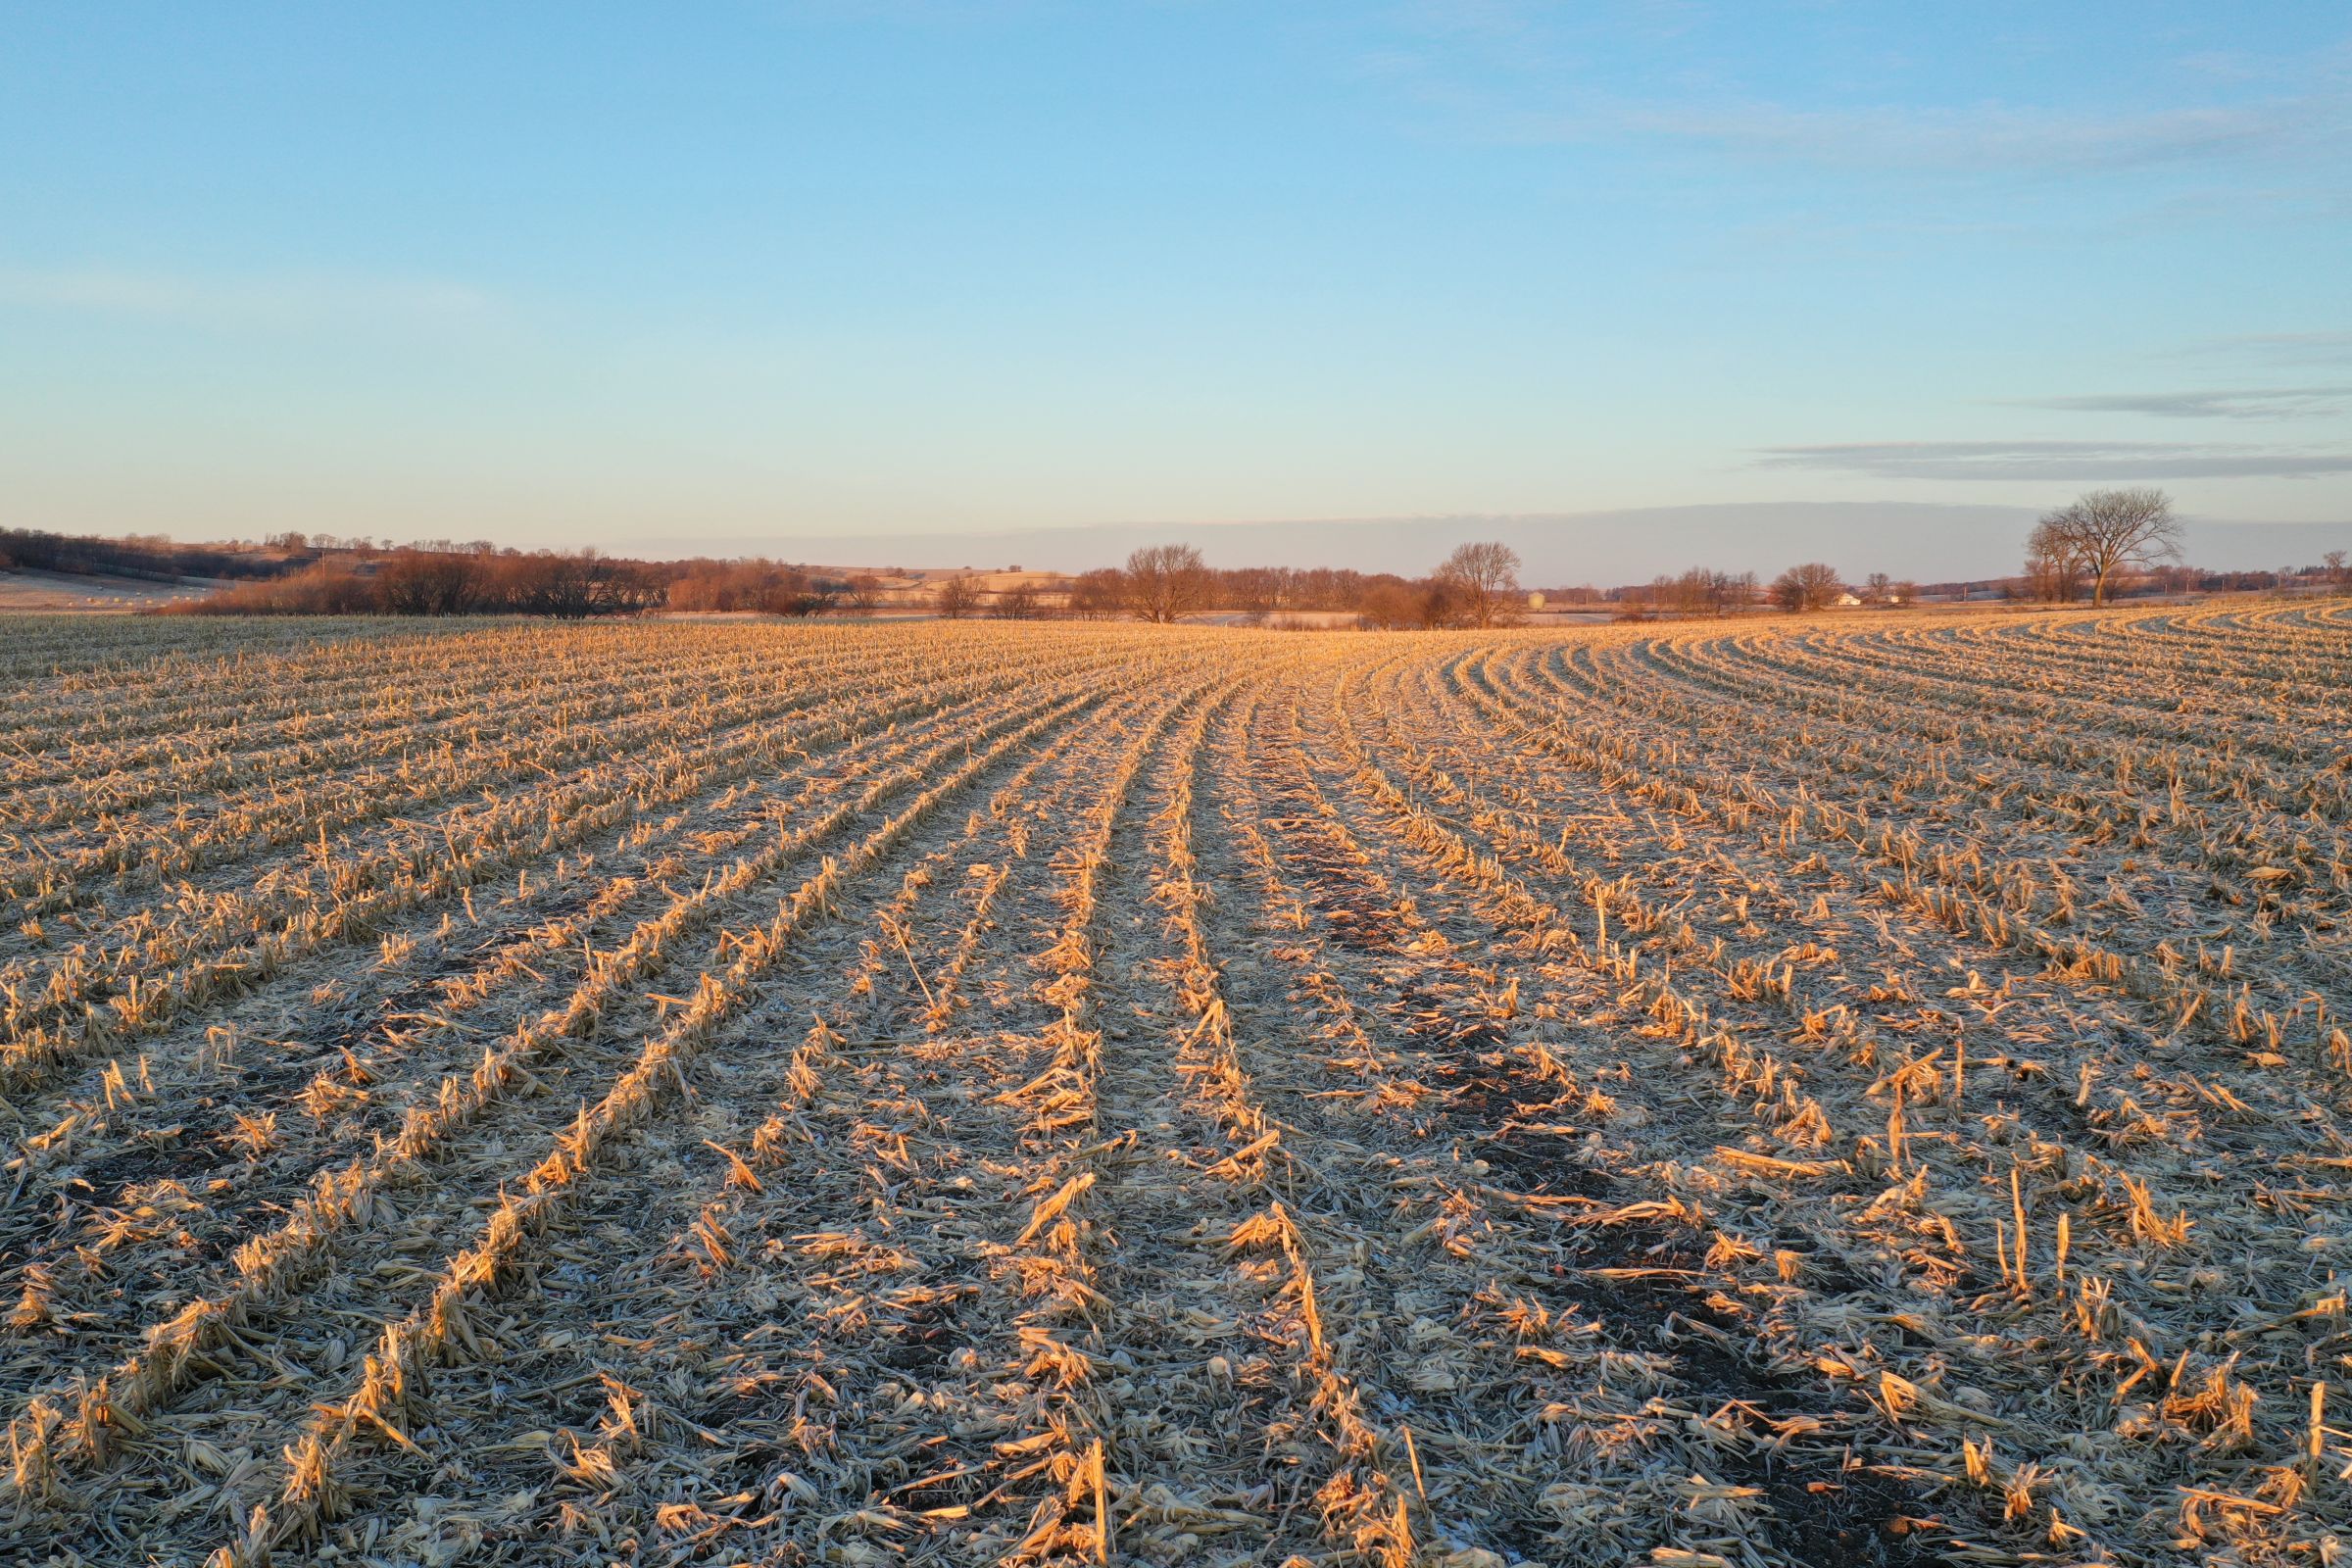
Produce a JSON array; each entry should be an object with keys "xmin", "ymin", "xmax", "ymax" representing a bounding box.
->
[{"xmin": 0, "ymin": 603, "xmax": 2345, "ymax": 1565}]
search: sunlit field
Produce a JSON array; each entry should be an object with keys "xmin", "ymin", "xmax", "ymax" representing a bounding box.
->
[{"xmin": 3, "ymin": 605, "xmax": 2348, "ymax": 1566}]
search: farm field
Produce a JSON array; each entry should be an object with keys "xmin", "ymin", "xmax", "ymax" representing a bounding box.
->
[{"xmin": 1, "ymin": 606, "xmax": 2349, "ymax": 1567}]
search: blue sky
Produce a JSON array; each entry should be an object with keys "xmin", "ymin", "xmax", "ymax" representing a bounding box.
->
[{"xmin": 2, "ymin": 2, "xmax": 2347, "ymax": 562}]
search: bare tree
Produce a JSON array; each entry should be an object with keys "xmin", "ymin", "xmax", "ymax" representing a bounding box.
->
[
  {"xmin": 1654, "ymin": 566, "xmax": 1752, "ymax": 617},
  {"xmin": 1771, "ymin": 562, "xmax": 1843, "ymax": 612},
  {"xmin": 2023, "ymin": 515, "xmax": 2086, "ymax": 601},
  {"xmin": 931, "ymin": 575, "xmax": 978, "ymax": 619},
  {"xmin": 1125, "ymin": 544, "xmax": 1210, "ymax": 623},
  {"xmin": 2026, "ymin": 518, "xmax": 2083, "ymax": 600},
  {"xmin": 1225, "ymin": 565, "xmax": 1283, "ymax": 620},
  {"xmin": 1415, "ymin": 577, "xmax": 1464, "ymax": 628},
  {"xmin": 1434, "ymin": 541, "xmax": 1522, "ymax": 628},
  {"xmin": 376, "ymin": 549, "xmax": 483, "ymax": 614},
  {"xmin": 990, "ymin": 581, "xmax": 1046, "ymax": 619},
  {"xmin": 1067, "ymin": 567, "xmax": 1127, "ymax": 619},
  {"xmin": 1862, "ymin": 571, "xmax": 1895, "ymax": 605},
  {"xmin": 1357, "ymin": 581, "xmax": 1423, "ymax": 629},
  {"xmin": 2327, "ymin": 549, "xmax": 2348, "ymax": 588},
  {"xmin": 845, "ymin": 573, "xmax": 884, "ymax": 613},
  {"xmin": 2037, "ymin": 488, "xmax": 2180, "ymax": 607}
]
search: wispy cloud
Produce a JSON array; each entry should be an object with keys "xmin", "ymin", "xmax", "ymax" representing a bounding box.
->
[
  {"xmin": 1359, "ymin": 13, "xmax": 2352, "ymax": 175},
  {"xmin": 1594, "ymin": 98, "xmax": 2331, "ymax": 172},
  {"xmin": 0, "ymin": 268, "xmax": 496, "ymax": 329},
  {"xmin": 2176, "ymin": 330, "xmax": 2352, "ymax": 366},
  {"xmin": 2007, "ymin": 387, "xmax": 2352, "ymax": 419},
  {"xmin": 1757, "ymin": 439, "xmax": 2352, "ymax": 481}
]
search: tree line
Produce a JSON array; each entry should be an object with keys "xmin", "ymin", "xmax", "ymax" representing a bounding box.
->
[
  {"xmin": 175, "ymin": 547, "xmax": 667, "ymax": 617},
  {"xmin": 662, "ymin": 560, "xmax": 887, "ymax": 616},
  {"xmin": 926, "ymin": 541, "xmax": 1536, "ymax": 628},
  {"xmin": 14, "ymin": 485, "xmax": 2342, "ymax": 621},
  {"xmin": 0, "ymin": 526, "xmax": 290, "ymax": 584}
]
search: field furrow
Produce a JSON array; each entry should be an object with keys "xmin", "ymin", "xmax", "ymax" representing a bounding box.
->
[{"xmin": 1, "ymin": 608, "xmax": 2343, "ymax": 1567}]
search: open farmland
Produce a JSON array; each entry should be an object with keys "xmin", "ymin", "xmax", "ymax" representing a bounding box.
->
[{"xmin": 2, "ymin": 607, "xmax": 2349, "ymax": 1567}]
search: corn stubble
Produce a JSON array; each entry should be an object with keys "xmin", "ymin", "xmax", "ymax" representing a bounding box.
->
[{"xmin": 0, "ymin": 604, "xmax": 2348, "ymax": 1566}]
